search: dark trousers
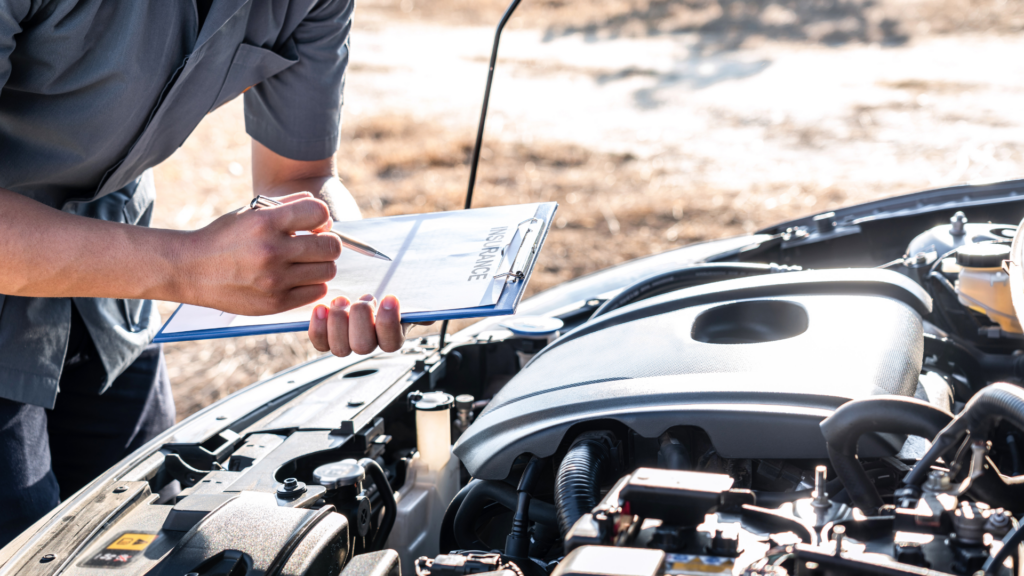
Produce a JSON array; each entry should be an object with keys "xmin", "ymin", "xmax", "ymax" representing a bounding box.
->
[{"xmin": 0, "ymin": 342, "xmax": 175, "ymax": 547}]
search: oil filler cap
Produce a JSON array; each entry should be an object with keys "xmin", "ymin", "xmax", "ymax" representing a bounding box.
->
[{"xmin": 955, "ymin": 243, "xmax": 1010, "ymax": 268}]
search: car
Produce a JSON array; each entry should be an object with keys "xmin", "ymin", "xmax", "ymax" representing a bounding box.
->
[
  {"xmin": 4, "ymin": 177, "xmax": 1024, "ymax": 576},
  {"xmin": 4, "ymin": 2, "xmax": 1024, "ymax": 573}
]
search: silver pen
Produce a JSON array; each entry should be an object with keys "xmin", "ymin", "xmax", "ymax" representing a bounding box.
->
[{"xmin": 250, "ymin": 195, "xmax": 393, "ymax": 262}]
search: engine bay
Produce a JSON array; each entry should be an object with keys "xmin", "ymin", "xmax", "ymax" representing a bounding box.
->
[{"xmin": 7, "ymin": 196, "xmax": 1024, "ymax": 576}]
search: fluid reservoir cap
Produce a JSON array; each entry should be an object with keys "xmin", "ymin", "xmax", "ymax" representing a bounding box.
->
[
  {"xmin": 501, "ymin": 316, "xmax": 564, "ymax": 337},
  {"xmin": 455, "ymin": 394, "xmax": 475, "ymax": 411},
  {"xmin": 955, "ymin": 243, "xmax": 1010, "ymax": 268},
  {"xmin": 414, "ymin": 391, "xmax": 454, "ymax": 412},
  {"xmin": 313, "ymin": 459, "xmax": 364, "ymax": 489}
]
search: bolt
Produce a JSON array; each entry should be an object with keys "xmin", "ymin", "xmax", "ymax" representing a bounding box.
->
[
  {"xmin": 113, "ymin": 485, "xmax": 128, "ymax": 493},
  {"xmin": 812, "ymin": 465, "xmax": 829, "ymax": 508},
  {"xmin": 347, "ymin": 399, "xmax": 364, "ymax": 407},
  {"xmin": 216, "ymin": 415, "xmax": 227, "ymax": 420},
  {"xmin": 277, "ymin": 477, "xmax": 306, "ymax": 499},
  {"xmin": 832, "ymin": 525, "xmax": 846, "ymax": 558},
  {"xmin": 923, "ymin": 469, "xmax": 953, "ymax": 493},
  {"xmin": 950, "ymin": 211, "xmax": 968, "ymax": 236},
  {"xmin": 39, "ymin": 554, "xmax": 56, "ymax": 563},
  {"xmin": 985, "ymin": 509, "xmax": 1012, "ymax": 537}
]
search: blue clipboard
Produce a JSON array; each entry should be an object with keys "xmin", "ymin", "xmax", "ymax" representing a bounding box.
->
[{"xmin": 153, "ymin": 203, "xmax": 557, "ymax": 343}]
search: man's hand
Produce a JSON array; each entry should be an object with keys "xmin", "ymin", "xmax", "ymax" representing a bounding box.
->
[
  {"xmin": 251, "ymin": 140, "xmax": 416, "ymax": 357},
  {"xmin": 181, "ymin": 192, "xmax": 342, "ymax": 315},
  {"xmin": 307, "ymin": 294, "xmax": 408, "ymax": 356}
]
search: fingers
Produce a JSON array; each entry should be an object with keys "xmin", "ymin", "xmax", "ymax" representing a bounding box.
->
[
  {"xmin": 328, "ymin": 296, "xmax": 352, "ymax": 357},
  {"xmin": 279, "ymin": 283, "xmax": 329, "ymax": 312},
  {"xmin": 309, "ymin": 305, "xmax": 329, "ymax": 352},
  {"xmin": 262, "ymin": 197, "xmax": 331, "ymax": 233},
  {"xmin": 309, "ymin": 216, "xmax": 334, "ymax": 235},
  {"xmin": 349, "ymin": 294, "xmax": 378, "ymax": 355},
  {"xmin": 309, "ymin": 293, "xmax": 408, "ymax": 357},
  {"xmin": 376, "ymin": 295, "xmax": 404, "ymax": 352},
  {"xmin": 263, "ymin": 193, "xmax": 333, "ymax": 233},
  {"xmin": 284, "ymin": 232, "xmax": 342, "ymax": 263}
]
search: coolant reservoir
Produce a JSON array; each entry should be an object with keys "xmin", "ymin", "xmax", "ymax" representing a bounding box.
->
[
  {"xmin": 955, "ymin": 243, "xmax": 1022, "ymax": 334},
  {"xmin": 387, "ymin": 392, "xmax": 461, "ymax": 576},
  {"xmin": 413, "ymin": 391, "xmax": 454, "ymax": 471}
]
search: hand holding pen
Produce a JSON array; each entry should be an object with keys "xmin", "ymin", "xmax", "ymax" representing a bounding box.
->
[
  {"xmin": 251, "ymin": 195, "xmax": 391, "ymax": 261},
  {"xmin": 247, "ymin": 193, "xmax": 421, "ymax": 356}
]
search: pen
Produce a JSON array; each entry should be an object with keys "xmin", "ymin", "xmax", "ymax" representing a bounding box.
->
[{"xmin": 250, "ymin": 195, "xmax": 393, "ymax": 262}]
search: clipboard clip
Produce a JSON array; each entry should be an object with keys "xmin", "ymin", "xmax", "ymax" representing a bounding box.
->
[
  {"xmin": 494, "ymin": 271, "xmax": 526, "ymax": 281},
  {"xmin": 494, "ymin": 217, "xmax": 543, "ymax": 284}
]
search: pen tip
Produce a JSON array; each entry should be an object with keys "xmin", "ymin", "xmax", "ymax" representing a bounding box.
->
[{"xmin": 379, "ymin": 254, "xmax": 393, "ymax": 262}]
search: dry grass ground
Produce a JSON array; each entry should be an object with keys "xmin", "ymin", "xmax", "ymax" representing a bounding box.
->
[{"xmin": 154, "ymin": 0, "xmax": 1024, "ymax": 420}]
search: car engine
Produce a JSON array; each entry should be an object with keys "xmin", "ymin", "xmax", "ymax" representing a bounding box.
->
[{"xmin": 6, "ymin": 198, "xmax": 1024, "ymax": 576}]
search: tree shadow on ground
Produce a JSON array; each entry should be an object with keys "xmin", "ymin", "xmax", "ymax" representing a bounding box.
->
[
  {"xmin": 541, "ymin": 0, "xmax": 908, "ymax": 50},
  {"xmin": 536, "ymin": 0, "xmax": 907, "ymax": 106}
]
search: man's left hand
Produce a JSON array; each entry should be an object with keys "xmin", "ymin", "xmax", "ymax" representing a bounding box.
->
[{"xmin": 308, "ymin": 294, "xmax": 408, "ymax": 356}]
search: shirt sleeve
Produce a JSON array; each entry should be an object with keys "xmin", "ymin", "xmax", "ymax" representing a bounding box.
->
[
  {"xmin": 243, "ymin": 0, "xmax": 353, "ymax": 161},
  {"xmin": 0, "ymin": 0, "xmax": 33, "ymax": 96}
]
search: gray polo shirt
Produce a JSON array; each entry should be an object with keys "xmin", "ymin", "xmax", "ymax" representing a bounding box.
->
[{"xmin": 0, "ymin": 0, "xmax": 352, "ymax": 408}]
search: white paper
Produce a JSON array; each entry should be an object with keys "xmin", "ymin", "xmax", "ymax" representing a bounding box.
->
[{"xmin": 162, "ymin": 203, "xmax": 544, "ymax": 335}]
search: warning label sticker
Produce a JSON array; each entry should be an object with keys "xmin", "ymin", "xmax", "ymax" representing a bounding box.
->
[{"xmin": 81, "ymin": 533, "xmax": 156, "ymax": 568}]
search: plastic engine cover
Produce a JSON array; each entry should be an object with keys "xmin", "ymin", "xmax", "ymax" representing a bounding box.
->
[{"xmin": 454, "ymin": 269, "xmax": 931, "ymax": 479}]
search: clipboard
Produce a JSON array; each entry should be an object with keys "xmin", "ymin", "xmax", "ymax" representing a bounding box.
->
[{"xmin": 153, "ymin": 202, "xmax": 557, "ymax": 343}]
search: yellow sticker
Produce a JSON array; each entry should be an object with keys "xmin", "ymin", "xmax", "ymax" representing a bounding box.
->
[{"xmin": 106, "ymin": 533, "xmax": 155, "ymax": 551}]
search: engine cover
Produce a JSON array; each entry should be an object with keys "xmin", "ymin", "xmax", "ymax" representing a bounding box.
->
[{"xmin": 455, "ymin": 269, "xmax": 935, "ymax": 479}]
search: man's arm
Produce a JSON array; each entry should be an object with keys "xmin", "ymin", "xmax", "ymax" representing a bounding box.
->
[
  {"xmin": 252, "ymin": 140, "xmax": 361, "ymax": 221},
  {"xmin": 0, "ymin": 188, "xmax": 187, "ymax": 301},
  {"xmin": 0, "ymin": 187, "xmax": 341, "ymax": 316}
]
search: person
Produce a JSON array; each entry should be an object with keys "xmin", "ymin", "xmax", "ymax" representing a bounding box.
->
[{"xmin": 0, "ymin": 0, "xmax": 406, "ymax": 545}]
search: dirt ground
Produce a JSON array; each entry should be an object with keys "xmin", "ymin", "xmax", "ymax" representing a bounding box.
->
[{"xmin": 154, "ymin": 0, "xmax": 1024, "ymax": 420}]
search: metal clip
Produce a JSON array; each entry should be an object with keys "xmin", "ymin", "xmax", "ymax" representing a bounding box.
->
[
  {"xmin": 493, "ymin": 217, "xmax": 544, "ymax": 284},
  {"xmin": 494, "ymin": 271, "xmax": 526, "ymax": 282}
]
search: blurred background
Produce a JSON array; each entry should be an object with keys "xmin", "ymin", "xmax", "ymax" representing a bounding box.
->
[{"xmin": 154, "ymin": 0, "xmax": 1024, "ymax": 420}]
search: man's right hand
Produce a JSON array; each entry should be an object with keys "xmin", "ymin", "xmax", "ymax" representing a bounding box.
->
[{"xmin": 181, "ymin": 192, "xmax": 342, "ymax": 316}]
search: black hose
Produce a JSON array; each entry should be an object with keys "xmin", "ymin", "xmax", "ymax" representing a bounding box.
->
[
  {"xmin": 905, "ymin": 384, "xmax": 1024, "ymax": 489},
  {"xmin": 453, "ymin": 480, "xmax": 558, "ymax": 550},
  {"xmin": 820, "ymin": 397, "xmax": 952, "ymax": 514},
  {"xmin": 554, "ymin": 437, "xmax": 611, "ymax": 536},
  {"xmin": 658, "ymin": 432, "xmax": 692, "ymax": 470},
  {"xmin": 591, "ymin": 263, "xmax": 785, "ymax": 319},
  {"xmin": 506, "ymin": 456, "xmax": 543, "ymax": 558},
  {"xmin": 440, "ymin": 479, "xmax": 481, "ymax": 553},
  {"xmin": 359, "ymin": 458, "xmax": 397, "ymax": 550},
  {"xmin": 1008, "ymin": 434, "xmax": 1022, "ymax": 476}
]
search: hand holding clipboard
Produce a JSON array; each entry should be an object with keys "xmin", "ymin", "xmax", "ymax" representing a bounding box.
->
[{"xmin": 155, "ymin": 202, "xmax": 557, "ymax": 342}]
